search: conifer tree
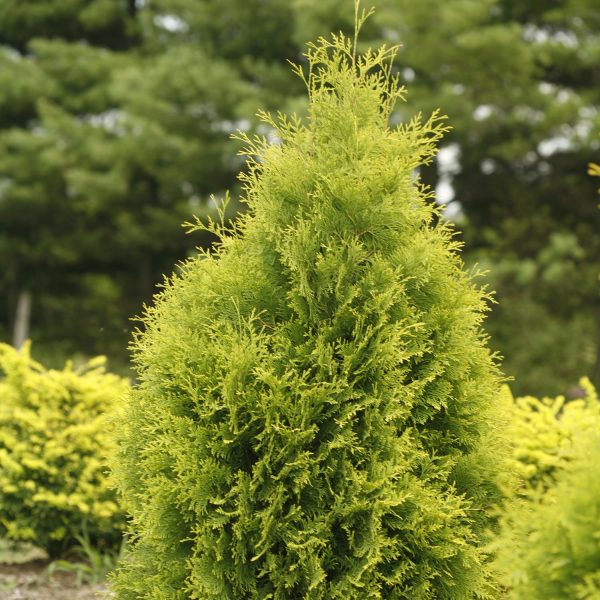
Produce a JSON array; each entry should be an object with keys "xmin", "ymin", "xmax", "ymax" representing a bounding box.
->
[
  {"xmin": 0, "ymin": 0, "xmax": 258, "ymax": 365},
  {"xmin": 111, "ymin": 7, "xmax": 506, "ymax": 598}
]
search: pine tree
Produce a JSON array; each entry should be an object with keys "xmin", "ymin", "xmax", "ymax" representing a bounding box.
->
[
  {"xmin": 0, "ymin": 0, "xmax": 260, "ymax": 365},
  {"xmin": 111, "ymin": 8, "xmax": 506, "ymax": 598}
]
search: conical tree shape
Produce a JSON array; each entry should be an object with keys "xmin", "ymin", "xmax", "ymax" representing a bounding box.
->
[{"xmin": 111, "ymin": 14, "xmax": 506, "ymax": 599}]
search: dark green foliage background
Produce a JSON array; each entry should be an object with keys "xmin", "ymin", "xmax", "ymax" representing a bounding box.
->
[
  {"xmin": 111, "ymin": 31, "xmax": 506, "ymax": 598},
  {"xmin": 0, "ymin": 0, "xmax": 597, "ymax": 393}
]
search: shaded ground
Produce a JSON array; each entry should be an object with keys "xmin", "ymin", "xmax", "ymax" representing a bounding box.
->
[
  {"xmin": 0, "ymin": 541, "xmax": 111, "ymax": 600},
  {"xmin": 0, "ymin": 561, "xmax": 110, "ymax": 599}
]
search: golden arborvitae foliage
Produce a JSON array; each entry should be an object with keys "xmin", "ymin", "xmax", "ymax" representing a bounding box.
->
[{"xmin": 111, "ymin": 7, "xmax": 507, "ymax": 598}]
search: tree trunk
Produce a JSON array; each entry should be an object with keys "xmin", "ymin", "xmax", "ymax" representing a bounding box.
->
[
  {"xmin": 140, "ymin": 258, "xmax": 154, "ymax": 305},
  {"xmin": 593, "ymin": 306, "xmax": 600, "ymax": 387},
  {"xmin": 13, "ymin": 289, "xmax": 31, "ymax": 349}
]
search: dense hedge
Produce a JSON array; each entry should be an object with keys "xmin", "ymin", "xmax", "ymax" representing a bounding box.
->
[
  {"xmin": 111, "ymin": 23, "xmax": 507, "ymax": 600},
  {"xmin": 0, "ymin": 342, "xmax": 128, "ymax": 557}
]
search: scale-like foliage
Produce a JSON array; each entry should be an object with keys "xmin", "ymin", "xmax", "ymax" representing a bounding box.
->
[{"xmin": 111, "ymin": 12, "xmax": 505, "ymax": 599}]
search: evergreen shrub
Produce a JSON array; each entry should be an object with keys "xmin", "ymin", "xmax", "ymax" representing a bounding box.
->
[
  {"xmin": 0, "ymin": 342, "xmax": 128, "ymax": 557},
  {"xmin": 496, "ymin": 431, "xmax": 600, "ymax": 599},
  {"xmin": 505, "ymin": 377, "xmax": 599, "ymax": 493},
  {"xmin": 112, "ymin": 11, "xmax": 507, "ymax": 599},
  {"xmin": 494, "ymin": 379, "xmax": 600, "ymax": 598}
]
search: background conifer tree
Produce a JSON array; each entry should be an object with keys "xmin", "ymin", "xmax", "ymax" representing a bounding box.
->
[
  {"xmin": 2, "ymin": 0, "xmax": 597, "ymax": 396},
  {"xmin": 0, "ymin": 0, "xmax": 259, "ymax": 366},
  {"xmin": 112, "ymin": 8, "xmax": 506, "ymax": 598}
]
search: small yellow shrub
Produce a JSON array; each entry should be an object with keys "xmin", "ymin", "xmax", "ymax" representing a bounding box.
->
[
  {"xmin": 507, "ymin": 377, "xmax": 599, "ymax": 492},
  {"xmin": 494, "ymin": 379, "xmax": 600, "ymax": 598},
  {"xmin": 0, "ymin": 342, "xmax": 128, "ymax": 557}
]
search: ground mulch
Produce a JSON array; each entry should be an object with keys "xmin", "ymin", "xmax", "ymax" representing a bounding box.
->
[
  {"xmin": 0, "ymin": 560, "xmax": 110, "ymax": 599},
  {"xmin": 0, "ymin": 541, "xmax": 112, "ymax": 600}
]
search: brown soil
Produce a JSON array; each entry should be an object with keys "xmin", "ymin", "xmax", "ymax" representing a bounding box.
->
[{"xmin": 0, "ymin": 560, "xmax": 112, "ymax": 600}]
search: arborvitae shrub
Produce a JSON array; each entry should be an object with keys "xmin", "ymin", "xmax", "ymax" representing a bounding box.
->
[
  {"xmin": 493, "ymin": 379, "xmax": 600, "ymax": 598},
  {"xmin": 111, "ymin": 15, "xmax": 506, "ymax": 599},
  {"xmin": 505, "ymin": 377, "xmax": 599, "ymax": 493},
  {"xmin": 496, "ymin": 431, "xmax": 600, "ymax": 599},
  {"xmin": 0, "ymin": 342, "xmax": 128, "ymax": 557}
]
